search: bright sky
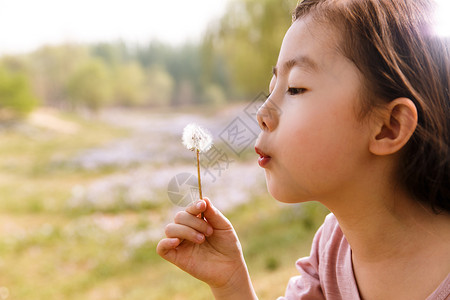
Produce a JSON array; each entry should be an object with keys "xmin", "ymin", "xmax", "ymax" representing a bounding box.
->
[
  {"xmin": 0, "ymin": 0, "xmax": 230, "ymax": 55},
  {"xmin": 0, "ymin": 0, "xmax": 448, "ymax": 56}
]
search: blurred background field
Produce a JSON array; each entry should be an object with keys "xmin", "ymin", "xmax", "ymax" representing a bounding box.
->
[{"xmin": 0, "ymin": 0, "xmax": 330, "ymax": 299}]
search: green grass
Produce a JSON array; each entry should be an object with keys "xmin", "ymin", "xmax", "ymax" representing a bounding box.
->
[
  {"xmin": 0, "ymin": 112, "xmax": 129, "ymax": 214},
  {"xmin": 0, "ymin": 109, "xmax": 329, "ymax": 300}
]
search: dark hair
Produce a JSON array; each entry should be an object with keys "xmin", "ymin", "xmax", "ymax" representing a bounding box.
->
[{"xmin": 294, "ymin": 0, "xmax": 450, "ymax": 213}]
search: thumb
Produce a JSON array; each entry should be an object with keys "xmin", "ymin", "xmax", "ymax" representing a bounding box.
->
[{"xmin": 202, "ymin": 197, "xmax": 233, "ymax": 230}]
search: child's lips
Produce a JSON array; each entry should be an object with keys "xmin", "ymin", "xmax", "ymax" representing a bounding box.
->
[{"xmin": 255, "ymin": 147, "xmax": 272, "ymax": 168}]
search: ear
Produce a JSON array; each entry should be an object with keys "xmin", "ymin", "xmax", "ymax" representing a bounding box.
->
[{"xmin": 369, "ymin": 98, "xmax": 418, "ymax": 156}]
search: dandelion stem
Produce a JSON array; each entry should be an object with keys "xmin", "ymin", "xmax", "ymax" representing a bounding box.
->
[
  {"xmin": 197, "ymin": 148, "xmax": 202, "ymax": 199},
  {"xmin": 196, "ymin": 148, "xmax": 205, "ymax": 219}
]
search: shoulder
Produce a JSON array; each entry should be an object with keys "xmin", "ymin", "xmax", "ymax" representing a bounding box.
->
[
  {"xmin": 322, "ymin": 214, "xmax": 359, "ymax": 292},
  {"xmin": 297, "ymin": 213, "xmax": 349, "ymax": 270},
  {"xmin": 314, "ymin": 213, "xmax": 346, "ymax": 253},
  {"xmin": 322, "ymin": 213, "xmax": 340, "ymax": 232},
  {"xmin": 295, "ymin": 213, "xmax": 360, "ymax": 298}
]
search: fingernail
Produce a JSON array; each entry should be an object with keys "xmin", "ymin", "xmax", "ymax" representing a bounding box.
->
[
  {"xmin": 196, "ymin": 233, "xmax": 204, "ymax": 242},
  {"xmin": 196, "ymin": 200, "xmax": 203, "ymax": 209},
  {"xmin": 206, "ymin": 226, "xmax": 213, "ymax": 236}
]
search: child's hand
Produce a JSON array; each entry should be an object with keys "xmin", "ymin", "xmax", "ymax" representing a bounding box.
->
[{"xmin": 157, "ymin": 198, "xmax": 254, "ymax": 297}]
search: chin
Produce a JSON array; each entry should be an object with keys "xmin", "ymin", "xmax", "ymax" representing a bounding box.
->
[
  {"xmin": 266, "ymin": 175, "xmax": 314, "ymax": 204},
  {"xmin": 266, "ymin": 181, "xmax": 309, "ymax": 204}
]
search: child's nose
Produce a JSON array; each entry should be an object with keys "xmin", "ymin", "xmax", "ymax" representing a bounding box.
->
[{"xmin": 257, "ymin": 96, "xmax": 279, "ymax": 131}]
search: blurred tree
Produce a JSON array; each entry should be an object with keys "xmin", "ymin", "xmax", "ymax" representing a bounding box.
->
[
  {"xmin": 135, "ymin": 42, "xmax": 204, "ymax": 105},
  {"xmin": 112, "ymin": 62, "xmax": 146, "ymax": 106},
  {"xmin": 204, "ymin": 0, "xmax": 297, "ymax": 98},
  {"xmin": 66, "ymin": 58, "xmax": 112, "ymax": 112},
  {"xmin": 90, "ymin": 41, "xmax": 131, "ymax": 66},
  {"xmin": 200, "ymin": 40, "xmax": 231, "ymax": 100},
  {"xmin": 201, "ymin": 84, "xmax": 226, "ymax": 106},
  {"xmin": 166, "ymin": 43, "xmax": 202, "ymax": 97},
  {"xmin": 146, "ymin": 64, "xmax": 175, "ymax": 107},
  {"xmin": 0, "ymin": 55, "xmax": 29, "ymax": 73},
  {"xmin": 0, "ymin": 67, "xmax": 39, "ymax": 120},
  {"xmin": 135, "ymin": 41, "xmax": 171, "ymax": 69},
  {"xmin": 29, "ymin": 44, "xmax": 89, "ymax": 109}
]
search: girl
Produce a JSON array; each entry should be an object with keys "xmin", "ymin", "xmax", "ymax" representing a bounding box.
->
[{"xmin": 157, "ymin": 0, "xmax": 450, "ymax": 299}]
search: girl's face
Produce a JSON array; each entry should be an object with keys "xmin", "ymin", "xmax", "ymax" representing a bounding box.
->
[{"xmin": 255, "ymin": 17, "xmax": 374, "ymax": 204}]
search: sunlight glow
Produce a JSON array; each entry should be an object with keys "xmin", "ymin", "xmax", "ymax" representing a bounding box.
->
[{"xmin": 434, "ymin": 0, "xmax": 450, "ymax": 37}]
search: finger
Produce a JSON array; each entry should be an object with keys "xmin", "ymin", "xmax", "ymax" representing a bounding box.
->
[
  {"xmin": 165, "ymin": 223, "xmax": 206, "ymax": 244},
  {"xmin": 156, "ymin": 238, "xmax": 181, "ymax": 260},
  {"xmin": 202, "ymin": 197, "xmax": 233, "ymax": 230},
  {"xmin": 174, "ymin": 211, "xmax": 214, "ymax": 236},
  {"xmin": 185, "ymin": 199, "xmax": 208, "ymax": 217}
]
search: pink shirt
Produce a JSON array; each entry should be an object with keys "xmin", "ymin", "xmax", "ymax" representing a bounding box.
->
[{"xmin": 278, "ymin": 214, "xmax": 450, "ymax": 300}]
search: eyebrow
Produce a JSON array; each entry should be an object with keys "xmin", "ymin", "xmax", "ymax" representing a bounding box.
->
[{"xmin": 272, "ymin": 55, "xmax": 319, "ymax": 77}]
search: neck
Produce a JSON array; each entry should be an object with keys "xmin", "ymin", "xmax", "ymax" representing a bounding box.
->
[{"xmin": 324, "ymin": 184, "xmax": 450, "ymax": 263}]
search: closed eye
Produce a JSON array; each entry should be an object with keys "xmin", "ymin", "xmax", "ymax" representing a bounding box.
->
[{"xmin": 287, "ymin": 87, "xmax": 306, "ymax": 95}]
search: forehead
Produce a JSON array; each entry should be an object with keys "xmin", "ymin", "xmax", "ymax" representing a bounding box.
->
[{"xmin": 275, "ymin": 17, "xmax": 343, "ymax": 75}]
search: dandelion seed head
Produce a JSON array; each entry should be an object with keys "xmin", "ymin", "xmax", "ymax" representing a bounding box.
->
[{"xmin": 182, "ymin": 123, "xmax": 213, "ymax": 153}]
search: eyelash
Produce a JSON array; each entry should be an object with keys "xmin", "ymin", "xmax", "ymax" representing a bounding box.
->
[
  {"xmin": 267, "ymin": 87, "xmax": 307, "ymax": 97},
  {"xmin": 287, "ymin": 87, "xmax": 306, "ymax": 95}
]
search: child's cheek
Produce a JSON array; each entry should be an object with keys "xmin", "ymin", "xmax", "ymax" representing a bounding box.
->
[{"xmin": 290, "ymin": 121, "xmax": 350, "ymax": 174}]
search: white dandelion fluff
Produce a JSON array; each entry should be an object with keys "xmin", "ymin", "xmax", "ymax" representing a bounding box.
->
[{"xmin": 182, "ymin": 123, "xmax": 213, "ymax": 153}]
